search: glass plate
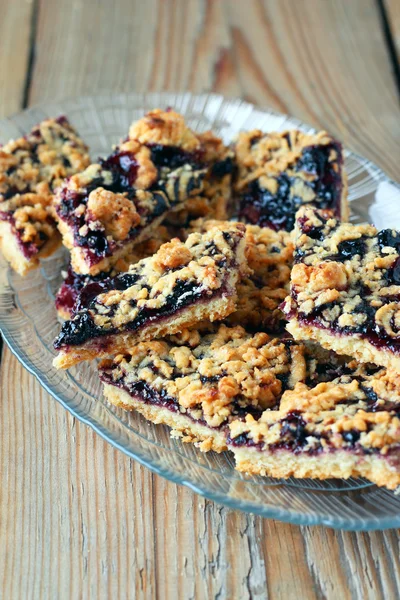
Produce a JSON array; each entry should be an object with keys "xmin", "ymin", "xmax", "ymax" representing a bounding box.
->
[{"xmin": 1, "ymin": 92, "xmax": 400, "ymax": 531}]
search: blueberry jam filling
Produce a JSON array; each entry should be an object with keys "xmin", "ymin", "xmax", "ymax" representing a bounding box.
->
[
  {"xmin": 335, "ymin": 238, "xmax": 366, "ymax": 261},
  {"xmin": 295, "ymin": 143, "xmax": 342, "ymax": 205},
  {"xmin": 210, "ymin": 156, "xmax": 234, "ymax": 178},
  {"xmin": 239, "ymin": 143, "xmax": 342, "ymax": 232},
  {"xmin": 148, "ymin": 144, "xmax": 204, "ymax": 170},
  {"xmin": 99, "ymin": 372, "xmax": 179, "ymax": 412},
  {"xmin": 55, "ymin": 140, "xmax": 217, "ymax": 264},
  {"xmin": 386, "ymin": 257, "xmax": 400, "ymax": 286},
  {"xmin": 55, "ymin": 266, "xmax": 91, "ymax": 314},
  {"xmin": 100, "ymin": 150, "xmax": 139, "ymax": 188},
  {"xmin": 378, "ymin": 229, "xmax": 400, "ymax": 252},
  {"xmin": 0, "ymin": 210, "xmax": 45, "ymax": 259},
  {"xmin": 295, "ymin": 219, "xmax": 400, "ymax": 352},
  {"xmin": 54, "ymin": 275, "xmax": 222, "ymax": 350}
]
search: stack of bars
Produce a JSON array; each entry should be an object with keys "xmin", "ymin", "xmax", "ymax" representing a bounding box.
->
[{"xmin": 2, "ymin": 108, "xmax": 400, "ymax": 490}]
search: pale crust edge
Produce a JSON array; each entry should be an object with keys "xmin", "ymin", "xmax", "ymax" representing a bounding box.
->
[
  {"xmin": 53, "ymin": 294, "xmax": 237, "ymax": 369},
  {"xmin": 103, "ymin": 383, "xmax": 227, "ymax": 453},
  {"xmin": 231, "ymin": 446, "xmax": 400, "ymax": 490},
  {"xmin": 286, "ymin": 319, "xmax": 400, "ymax": 372},
  {"xmin": 0, "ymin": 220, "xmax": 60, "ymax": 276}
]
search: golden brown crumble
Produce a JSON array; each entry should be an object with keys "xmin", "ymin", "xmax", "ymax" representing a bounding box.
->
[
  {"xmin": 228, "ymin": 368, "xmax": 400, "ymax": 456},
  {"xmin": 99, "ymin": 324, "xmax": 307, "ymax": 428},
  {"xmin": 129, "ymin": 109, "xmax": 201, "ymax": 152},
  {"xmin": 190, "ymin": 219, "xmax": 294, "ymax": 331},
  {"xmin": 87, "ymin": 188, "xmax": 141, "ymax": 241},
  {"xmin": 282, "ymin": 206, "xmax": 400, "ymax": 368},
  {"xmin": 53, "ymin": 223, "xmax": 247, "ymax": 359},
  {"xmin": 0, "ymin": 117, "xmax": 89, "ymax": 200}
]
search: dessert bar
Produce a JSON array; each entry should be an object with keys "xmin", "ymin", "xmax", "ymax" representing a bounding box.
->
[
  {"xmin": 54, "ymin": 109, "xmax": 233, "ymax": 276},
  {"xmin": 234, "ymin": 129, "xmax": 348, "ymax": 232},
  {"xmin": 190, "ymin": 219, "xmax": 294, "ymax": 332},
  {"xmin": 53, "ymin": 223, "xmax": 247, "ymax": 368},
  {"xmin": 99, "ymin": 325, "xmax": 308, "ymax": 452},
  {"xmin": 0, "ymin": 116, "xmax": 90, "ymax": 274},
  {"xmin": 228, "ymin": 367, "xmax": 400, "ymax": 489},
  {"xmin": 283, "ymin": 206, "xmax": 400, "ymax": 371}
]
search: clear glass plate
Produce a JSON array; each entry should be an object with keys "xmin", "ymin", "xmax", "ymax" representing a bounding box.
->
[{"xmin": 1, "ymin": 92, "xmax": 400, "ymax": 531}]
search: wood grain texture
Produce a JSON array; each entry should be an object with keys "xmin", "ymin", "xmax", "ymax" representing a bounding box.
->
[
  {"xmin": 0, "ymin": 0, "xmax": 33, "ymax": 117},
  {"xmin": 28, "ymin": 0, "xmax": 400, "ymax": 180},
  {"xmin": 1, "ymin": 0, "xmax": 400, "ymax": 598},
  {"xmin": 385, "ymin": 0, "xmax": 400, "ymax": 58}
]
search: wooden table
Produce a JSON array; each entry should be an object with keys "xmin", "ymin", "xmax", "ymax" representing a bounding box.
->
[{"xmin": 0, "ymin": 1, "xmax": 399, "ymax": 598}]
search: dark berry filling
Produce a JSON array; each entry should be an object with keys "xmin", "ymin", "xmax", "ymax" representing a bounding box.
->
[
  {"xmin": 55, "ymin": 141, "xmax": 213, "ymax": 265},
  {"xmin": 210, "ymin": 156, "xmax": 234, "ymax": 178},
  {"xmin": 239, "ymin": 142, "xmax": 343, "ymax": 232},
  {"xmin": 55, "ymin": 266, "xmax": 118, "ymax": 316},
  {"xmin": 54, "ymin": 275, "xmax": 224, "ymax": 350},
  {"xmin": 0, "ymin": 210, "xmax": 44, "ymax": 259},
  {"xmin": 335, "ymin": 238, "xmax": 365, "ymax": 261},
  {"xmin": 105, "ymin": 377, "xmax": 179, "ymax": 413},
  {"xmin": 100, "ymin": 150, "xmax": 139, "ymax": 188},
  {"xmin": 378, "ymin": 229, "xmax": 400, "ymax": 252},
  {"xmin": 148, "ymin": 144, "xmax": 204, "ymax": 170}
]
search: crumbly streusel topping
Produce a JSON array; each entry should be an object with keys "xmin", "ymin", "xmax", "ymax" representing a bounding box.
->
[
  {"xmin": 54, "ymin": 110, "xmax": 233, "ymax": 267},
  {"xmin": 0, "ymin": 117, "xmax": 89, "ymax": 256},
  {"xmin": 234, "ymin": 129, "xmax": 345, "ymax": 231},
  {"xmin": 99, "ymin": 324, "xmax": 307, "ymax": 428},
  {"xmin": 190, "ymin": 219, "xmax": 294, "ymax": 331},
  {"xmin": 0, "ymin": 116, "xmax": 89, "ymax": 201},
  {"xmin": 54, "ymin": 224, "xmax": 246, "ymax": 349},
  {"xmin": 55, "ymin": 225, "xmax": 173, "ymax": 317},
  {"xmin": 282, "ymin": 206, "xmax": 400, "ymax": 347},
  {"xmin": 228, "ymin": 367, "xmax": 400, "ymax": 455},
  {"xmin": 129, "ymin": 109, "xmax": 202, "ymax": 152}
]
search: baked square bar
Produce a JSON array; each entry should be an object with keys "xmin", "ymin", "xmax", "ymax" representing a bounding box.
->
[
  {"xmin": 0, "ymin": 116, "xmax": 90, "ymax": 275},
  {"xmin": 234, "ymin": 129, "xmax": 348, "ymax": 232},
  {"xmin": 228, "ymin": 367, "xmax": 400, "ymax": 489},
  {"xmin": 55, "ymin": 226, "xmax": 172, "ymax": 319},
  {"xmin": 98, "ymin": 325, "xmax": 309, "ymax": 452},
  {"xmin": 54, "ymin": 109, "xmax": 233, "ymax": 276},
  {"xmin": 53, "ymin": 223, "xmax": 247, "ymax": 368},
  {"xmin": 282, "ymin": 206, "xmax": 400, "ymax": 371},
  {"xmin": 190, "ymin": 219, "xmax": 294, "ymax": 332}
]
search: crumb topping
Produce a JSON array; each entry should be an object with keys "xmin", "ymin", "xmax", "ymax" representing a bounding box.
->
[
  {"xmin": 99, "ymin": 324, "xmax": 307, "ymax": 427},
  {"xmin": 129, "ymin": 109, "xmax": 201, "ymax": 151},
  {"xmin": 234, "ymin": 128, "xmax": 345, "ymax": 231},
  {"xmin": 190, "ymin": 219, "xmax": 294, "ymax": 331},
  {"xmin": 282, "ymin": 206, "xmax": 400, "ymax": 350},
  {"xmin": 87, "ymin": 187, "xmax": 141, "ymax": 241},
  {"xmin": 0, "ymin": 117, "xmax": 89, "ymax": 259},
  {"xmin": 54, "ymin": 224, "xmax": 246, "ymax": 349},
  {"xmin": 0, "ymin": 116, "xmax": 89, "ymax": 200},
  {"xmin": 228, "ymin": 367, "xmax": 400, "ymax": 455}
]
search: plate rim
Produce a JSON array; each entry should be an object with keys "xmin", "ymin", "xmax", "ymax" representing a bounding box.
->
[{"xmin": 1, "ymin": 91, "xmax": 400, "ymax": 531}]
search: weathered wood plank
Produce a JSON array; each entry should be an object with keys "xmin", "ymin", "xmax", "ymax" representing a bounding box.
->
[
  {"xmin": 384, "ymin": 0, "xmax": 400, "ymax": 59},
  {"xmin": 0, "ymin": 0, "xmax": 33, "ymax": 117},
  {"xmin": 1, "ymin": 0, "xmax": 400, "ymax": 598}
]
